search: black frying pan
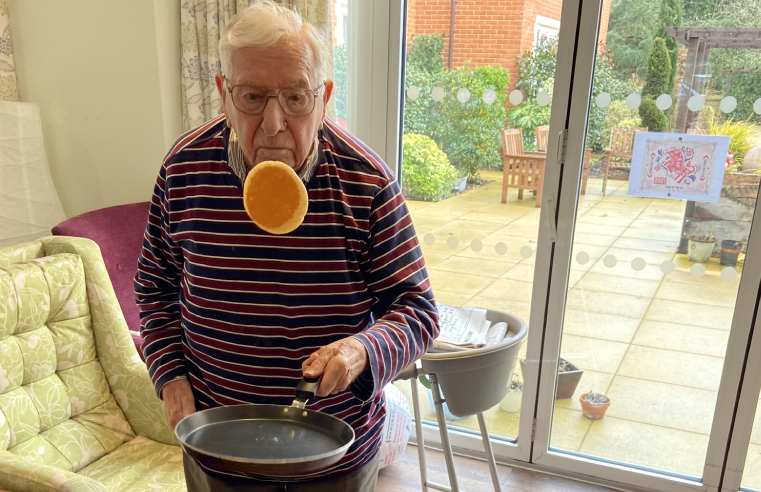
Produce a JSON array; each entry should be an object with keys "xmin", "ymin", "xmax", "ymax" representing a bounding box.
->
[{"xmin": 175, "ymin": 377, "xmax": 355, "ymax": 478}]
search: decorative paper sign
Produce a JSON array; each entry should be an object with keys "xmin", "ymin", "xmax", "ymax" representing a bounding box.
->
[{"xmin": 627, "ymin": 132, "xmax": 730, "ymax": 201}]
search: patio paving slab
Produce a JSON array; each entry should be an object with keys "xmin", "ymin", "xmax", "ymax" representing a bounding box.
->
[
  {"xmin": 565, "ymin": 289, "xmax": 651, "ymax": 319},
  {"xmin": 421, "ymin": 252, "xmax": 450, "ymax": 268},
  {"xmin": 742, "ymin": 444, "xmax": 761, "ymax": 491},
  {"xmin": 465, "ymin": 296, "xmax": 532, "ymax": 325},
  {"xmin": 583, "ymin": 207, "xmax": 644, "ymax": 219},
  {"xmin": 444, "ymin": 219, "xmax": 506, "ymax": 233},
  {"xmin": 576, "ymin": 215, "xmax": 635, "ymax": 227},
  {"xmin": 559, "ymin": 335, "xmax": 630, "ymax": 374},
  {"xmin": 573, "ymin": 233, "xmax": 620, "ymax": 247},
  {"xmin": 617, "ymin": 345, "xmax": 724, "ymax": 391},
  {"xmin": 458, "ymin": 211, "xmax": 527, "ymax": 224},
  {"xmin": 574, "ymin": 272, "xmax": 661, "ymax": 298},
  {"xmin": 562, "ymin": 309, "xmax": 641, "ymax": 343},
  {"xmin": 434, "ymin": 291, "xmax": 474, "ymax": 307},
  {"xmin": 500, "ymin": 263, "xmax": 537, "ymax": 282},
  {"xmin": 603, "ymin": 376, "xmax": 717, "ymax": 434},
  {"xmin": 632, "ymin": 320, "xmax": 729, "ymax": 358},
  {"xmin": 578, "ymin": 416, "xmax": 708, "ymax": 478},
  {"xmin": 479, "ymin": 279, "xmax": 534, "ymax": 304},
  {"xmin": 433, "ymin": 256, "xmax": 515, "ymax": 278},
  {"xmin": 574, "ymin": 223, "xmax": 628, "ymax": 237},
  {"xmin": 603, "ymin": 247, "xmax": 676, "ymax": 265},
  {"xmin": 621, "ymin": 227, "xmax": 683, "ymax": 241},
  {"xmin": 587, "ymin": 258, "xmax": 665, "ymax": 281},
  {"xmin": 611, "ymin": 236, "xmax": 679, "ymax": 253},
  {"xmin": 455, "ymin": 245, "xmax": 525, "ymax": 263},
  {"xmin": 655, "ymin": 280, "xmax": 739, "ymax": 308},
  {"xmin": 427, "ymin": 269, "xmax": 495, "ymax": 296},
  {"xmin": 549, "ymin": 407, "xmax": 592, "ymax": 453},
  {"xmin": 645, "ymin": 299, "xmax": 735, "ymax": 331}
]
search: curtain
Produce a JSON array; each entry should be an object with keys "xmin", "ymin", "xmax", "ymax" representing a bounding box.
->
[
  {"xmin": 0, "ymin": 0, "xmax": 18, "ymax": 102},
  {"xmin": 181, "ymin": 0, "xmax": 334, "ymax": 131}
]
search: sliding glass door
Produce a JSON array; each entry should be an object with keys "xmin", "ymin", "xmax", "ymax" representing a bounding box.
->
[{"xmin": 382, "ymin": 0, "xmax": 761, "ymax": 490}]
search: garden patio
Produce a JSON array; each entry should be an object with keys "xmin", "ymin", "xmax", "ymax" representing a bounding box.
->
[{"xmin": 394, "ymin": 171, "xmax": 760, "ymax": 485}]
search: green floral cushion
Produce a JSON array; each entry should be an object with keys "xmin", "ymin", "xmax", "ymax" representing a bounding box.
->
[{"xmin": 0, "ymin": 238, "xmax": 182, "ymax": 491}]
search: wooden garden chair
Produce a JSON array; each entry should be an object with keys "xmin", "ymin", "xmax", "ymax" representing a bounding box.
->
[
  {"xmin": 501, "ymin": 128, "xmax": 546, "ymax": 208},
  {"xmin": 535, "ymin": 125, "xmax": 550, "ymax": 152},
  {"xmin": 602, "ymin": 126, "xmax": 648, "ymax": 196}
]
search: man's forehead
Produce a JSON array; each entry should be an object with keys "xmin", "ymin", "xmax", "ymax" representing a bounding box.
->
[{"xmin": 229, "ymin": 40, "xmax": 317, "ymax": 87}]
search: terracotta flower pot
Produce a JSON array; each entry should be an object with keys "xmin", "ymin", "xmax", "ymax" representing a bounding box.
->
[{"xmin": 579, "ymin": 393, "xmax": 610, "ymax": 420}]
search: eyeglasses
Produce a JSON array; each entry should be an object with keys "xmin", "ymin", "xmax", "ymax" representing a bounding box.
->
[{"xmin": 225, "ymin": 78, "xmax": 325, "ymax": 116}]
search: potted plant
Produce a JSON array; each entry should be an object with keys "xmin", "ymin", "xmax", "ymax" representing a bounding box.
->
[
  {"xmin": 499, "ymin": 373, "xmax": 523, "ymax": 413},
  {"xmin": 453, "ymin": 167, "xmax": 468, "ymax": 194},
  {"xmin": 579, "ymin": 391, "xmax": 611, "ymax": 420},
  {"xmin": 688, "ymin": 233, "xmax": 717, "ymax": 263},
  {"xmin": 720, "ymin": 238, "xmax": 745, "ymax": 267},
  {"xmin": 520, "ymin": 357, "xmax": 583, "ymax": 400}
]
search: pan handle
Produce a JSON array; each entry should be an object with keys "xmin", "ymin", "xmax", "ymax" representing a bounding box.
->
[{"xmin": 292, "ymin": 376, "xmax": 323, "ymax": 409}]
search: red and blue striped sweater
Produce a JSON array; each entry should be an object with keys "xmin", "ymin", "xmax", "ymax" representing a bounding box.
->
[{"xmin": 134, "ymin": 115, "xmax": 439, "ymax": 480}]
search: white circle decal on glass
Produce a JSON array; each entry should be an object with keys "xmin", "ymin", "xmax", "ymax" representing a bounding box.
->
[
  {"xmin": 471, "ymin": 239, "xmax": 483, "ymax": 252},
  {"xmin": 536, "ymin": 91, "xmax": 551, "ymax": 107},
  {"xmin": 424, "ymin": 233, "xmax": 435, "ymax": 245},
  {"xmin": 520, "ymin": 246, "xmax": 533, "ymax": 258},
  {"xmin": 495, "ymin": 242, "xmax": 508, "ymax": 255},
  {"xmin": 407, "ymin": 85, "xmax": 420, "ymax": 101},
  {"xmin": 576, "ymin": 252, "xmax": 590, "ymax": 265},
  {"xmin": 656, "ymin": 94, "xmax": 673, "ymax": 110},
  {"xmin": 457, "ymin": 88, "xmax": 470, "ymax": 103},
  {"xmin": 720, "ymin": 96, "xmax": 738, "ymax": 113},
  {"xmin": 447, "ymin": 236, "xmax": 459, "ymax": 249},
  {"xmin": 603, "ymin": 254, "xmax": 617, "ymax": 268},
  {"xmin": 625, "ymin": 93, "xmax": 641, "ymax": 109},
  {"xmin": 482, "ymin": 89, "xmax": 497, "ymax": 105},
  {"xmin": 690, "ymin": 263, "xmax": 706, "ymax": 278},
  {"xmin": 509, "ymin": 90, "xmax": 523, "ymax": 106},
  {"xmin": 721, "ymin": 267, "xmax": 737, "ymax": 281},
  {"xmin": 432, "ymin": 86, "xmax": 445, "ymax": 102},
  {"xmin": 660, "ymin": 260, "xmax": 675, "ymax": 274},
  {"xmin": 755, "ymin": 98, "xmax": 761, "ymax": 114},
  {"xmin": 631, "ymin": 257, "xmax": 646, "ymax": 271},
  {"xmin": 688, "ymin": 95, "xmax": 705, "ymax": 112},
  {"xmin": 595, "ymin": 92, "xmax": 611, "ymax": 108}
]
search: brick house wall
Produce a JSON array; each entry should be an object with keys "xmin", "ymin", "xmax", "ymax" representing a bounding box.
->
[{"xmin": 406, "ymin": 0, "xmax": 613, "ymax": 91}]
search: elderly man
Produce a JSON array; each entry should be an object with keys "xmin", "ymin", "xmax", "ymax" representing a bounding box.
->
[{"xmin": 134, "ymin": 1, "xmax": 438, "ymax": 491}]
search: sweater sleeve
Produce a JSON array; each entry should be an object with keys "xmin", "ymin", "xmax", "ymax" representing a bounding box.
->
[
  {"xmin": 134, "ymin": 162, "xmax": 187, "ymax": 399},
  {"xmin": 351, "ymin": 178, "xmax": 439, "ymax": 401}
]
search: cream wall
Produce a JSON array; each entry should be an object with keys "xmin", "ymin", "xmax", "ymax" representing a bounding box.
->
[{"xmin": 8, "ymin": 0, "xmax": 183, "ymax": 217}]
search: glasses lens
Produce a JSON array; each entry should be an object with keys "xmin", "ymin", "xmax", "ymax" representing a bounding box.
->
[
  {"xmin": 280, "ymin": 89, "xmax": 314, "ymax": 116},
  {"xmin": 232, "ymin": 86, "xmax": 267, "ymax": 114}
]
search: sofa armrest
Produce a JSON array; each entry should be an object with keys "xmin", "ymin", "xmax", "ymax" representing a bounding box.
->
[{"xmin": 0, "ymin": 452, "xmax": 106, "ymax": 492}]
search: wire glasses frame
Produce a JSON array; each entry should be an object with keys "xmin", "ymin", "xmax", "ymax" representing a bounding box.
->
[{"xmin": 224, "ymin": 77, "xmax": 326, "ymax": 116}]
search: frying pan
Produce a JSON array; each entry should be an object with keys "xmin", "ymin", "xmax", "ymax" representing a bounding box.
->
[{"xmin": 175, "ymin": 377, "xmax": 355, "ymax": 478}]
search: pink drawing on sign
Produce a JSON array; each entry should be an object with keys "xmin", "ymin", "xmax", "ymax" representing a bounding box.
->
[{"xmin": 663, "ymin": 147, "xmax": 696, "ymax": 183}]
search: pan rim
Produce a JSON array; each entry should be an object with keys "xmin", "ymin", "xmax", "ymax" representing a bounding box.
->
[{"xmin": 175, "ymin": 404, "xmax": 356, "ymax": 465}]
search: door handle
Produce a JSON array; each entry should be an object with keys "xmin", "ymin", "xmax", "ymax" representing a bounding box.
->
[{"xmin": 546, "ymin": 196, "xmax": 557, "ymax": 242}]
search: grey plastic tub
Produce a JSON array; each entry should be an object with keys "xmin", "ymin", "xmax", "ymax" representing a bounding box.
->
[{"xmin": 420, "ymin": 310, "xmax": 528, "ymax": 418}]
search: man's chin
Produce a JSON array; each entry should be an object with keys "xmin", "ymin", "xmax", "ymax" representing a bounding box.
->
[{"xmin": 255, "ymin": 149, "xmax": 297, "ymax": 168}]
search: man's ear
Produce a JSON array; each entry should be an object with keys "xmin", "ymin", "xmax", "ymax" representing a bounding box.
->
[{"xmin": 322, "ymin": 79, "xmax": 334, "ymax": 116}]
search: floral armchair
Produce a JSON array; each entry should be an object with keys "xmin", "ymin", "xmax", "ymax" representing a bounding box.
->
[{"xmin": 0, "ymin": 237, "xmax": 184, "ymax": 491}]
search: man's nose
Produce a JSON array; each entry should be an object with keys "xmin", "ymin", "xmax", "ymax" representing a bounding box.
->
[{"xmin": 260, "ymin": 97, "xmax": 287, "ymax": 137}]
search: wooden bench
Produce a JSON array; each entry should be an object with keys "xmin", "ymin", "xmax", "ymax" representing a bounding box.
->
[
  {"xmin": 602, "ymin": 126, "xmax": 648, "ymax": 196},
  {"xmin": 501, "ymin": 128, "xmax": 546, "ymax": 207}
]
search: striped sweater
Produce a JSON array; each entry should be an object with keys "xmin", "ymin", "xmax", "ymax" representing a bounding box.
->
[{"xmin": 134, "ymin": 115, "xmax": 439, "ymax": 480}]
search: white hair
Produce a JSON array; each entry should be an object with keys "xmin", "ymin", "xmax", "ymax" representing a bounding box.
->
[{"xmin": 219, "ymin": 0, "xmax": 327, "ymax": 83}]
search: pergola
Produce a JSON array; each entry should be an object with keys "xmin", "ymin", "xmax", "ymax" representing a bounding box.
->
[{"xmin": 666, "ymin": 27, "xmax": 761, "ymax": 131}]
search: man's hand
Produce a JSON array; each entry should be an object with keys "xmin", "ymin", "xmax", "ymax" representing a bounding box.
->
[
  {"xmin": 303, "ymin": 337, "xmax": 369, "ymax": 397},
  {"xmin": 162, "ymin": 379, "xmax": 197, "ymax": 430}
]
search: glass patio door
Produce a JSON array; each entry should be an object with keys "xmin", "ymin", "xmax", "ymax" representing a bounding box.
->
[
  {"xmin": 530, "ymin": 0, "xmax": 761, "ymax": 490},
  {"xmin": 391, "ymin": 0, "xmax": 585, "ymax": 463}
]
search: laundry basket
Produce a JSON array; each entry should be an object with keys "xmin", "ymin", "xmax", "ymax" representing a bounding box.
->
[{"xmin": 420, "ymin": 310, "xmax": 528, "ymax": 418}]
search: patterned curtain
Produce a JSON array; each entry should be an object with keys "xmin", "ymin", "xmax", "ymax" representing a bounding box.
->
[
  {"xmin": 181, "ymin": 0, "xmax": 334, "ymax": 130},
  {"xmin": 0, "ymin": 0, "xmax": 19, "ymax": 102}
]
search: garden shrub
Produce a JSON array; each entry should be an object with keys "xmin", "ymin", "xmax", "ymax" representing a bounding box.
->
[
  {"xmin": 710, "ymin": 118, "xmax": 753, "ymax": 168},
  {"xmin": 403, "ymin": 35, "xmax": 510, "ymax": 181},
  {"xmin": 333, "ymin": 43, "xmax": 347, "ymax": 124},
  {"xmin": 642, "ymin": 37, "xmax": 671, "ymax": 98},
  {"xmin": 639, "ymin": 98, "xmax": 667, "ymax": 131},
  {"xmin": 402, "ymin": 134, "xmax": 458, "ymax": 202},
  {"xmin": 600, "ymin": 100, "xmax": 642, "ymax": 147}
]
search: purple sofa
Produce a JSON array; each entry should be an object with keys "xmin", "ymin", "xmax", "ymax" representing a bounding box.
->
[{"xmin": 52, "ymin": 202, "xmax": 150, "ymax": 356}]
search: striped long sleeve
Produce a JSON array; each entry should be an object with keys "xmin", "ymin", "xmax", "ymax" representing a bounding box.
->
[
  {"xmin": 351, "ymin": 179, "xmax": 438, "ymax": 401},
  {"xmin": 133, "ymin": 116, "xmax": 439, "ymax": 480}
]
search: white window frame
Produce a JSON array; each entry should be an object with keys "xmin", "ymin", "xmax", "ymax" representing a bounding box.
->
[{"xmin": 534, "ymin": 14, "xmax": 561, "ymax": 45}]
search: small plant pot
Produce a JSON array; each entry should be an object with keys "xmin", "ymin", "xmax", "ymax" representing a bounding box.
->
[
  {"xmin": 720, "ymin": 240, "xmax": 741, "ymax": 267},
  {"xmin": 688, "ymin": 236, "xmax": 717, "ymax": 263},
  {"xmin": 426, "ymin": 388, "xmax": 467, "ymax": 421},
  {"xmin": 453, "ymin": 176, "xmax": 467, "ymax": 193},
  {"xmin": 520, "ymin": 357, "xmax": 583, "ymax": 400},
  {"xmin": 499, "ymin": 389, "xmax": 523, "ymax": 413},
  {"xmin": 579, "ymin": 393, "xmax": 611, "ymax": 420}
]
